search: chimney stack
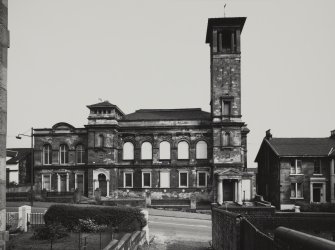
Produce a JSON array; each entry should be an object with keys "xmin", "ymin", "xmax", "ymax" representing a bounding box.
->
[
  {"xmin": 266, "ymin": 129, "xmax": 272, "ymax": 139},
  {"xmin": 331, "ymin": 130, "xmax": 335, "ymax": 138}
]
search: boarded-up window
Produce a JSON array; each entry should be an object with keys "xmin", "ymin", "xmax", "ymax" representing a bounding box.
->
[
  {"xmin": 159, "ymin": 141, "xmax": 170, "ymax": 160},
  {"xmin": 196, "ymin": 141, "xmax": 208, "ymax": 159},
  {"xmin": 160, "ymin": 172, "xmax": 170, "ymax": 188},
  {"xmin": 123, "ymin": 142, "xmax": 134, "ymax": 160},
  {"xmin": 141, "ymin": 142, "xmax": 152, "ymax": 160},
  {"xmin": 223, "ymin": 101, "xmax": 231, "ymax": 116},
  {"xmin": 242, "ymin": 179, "xmax": 251, "ymax": 201},
  {"xmin": 178, "ymin": 141, "xmax": 189, "ymax": 159}
]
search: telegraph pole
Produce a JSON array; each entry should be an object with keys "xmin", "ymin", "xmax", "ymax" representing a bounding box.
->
[{"xmin": 0, "ymin": 0, "xmax": 10, "ymax": 248}]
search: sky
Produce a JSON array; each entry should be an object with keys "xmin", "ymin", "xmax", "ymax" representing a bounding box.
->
[{"xmin": 6, "ymin": 0, "xmax": 335, "ymax": 167}]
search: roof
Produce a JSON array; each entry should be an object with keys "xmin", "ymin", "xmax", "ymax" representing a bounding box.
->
[
  {"xmin": 206, "ymin": 17, "xmax": 247, "ymax": 44},
  {"xmin": 122, "ymin": 108, "xmax": 211, "ymax": 121},
  {"xmin": 87, "ymin": 101, "xmax": 125, "ymax": 115},
  {"xmin": 263, "ymin": 137, "xmax": 335, "ymax": 157},
  {"xmin": 6, "ymin": 148, "xmax": 31, "ymax": 164}
]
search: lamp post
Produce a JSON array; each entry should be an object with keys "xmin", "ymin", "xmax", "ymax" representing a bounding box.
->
[{"xmin": 16, "ymin": 127, "xmax": 34, "ymax": 207}]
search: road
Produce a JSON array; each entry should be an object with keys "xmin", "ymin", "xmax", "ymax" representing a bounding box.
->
[{"xmin": 148, "ymin": 215, "xmax": 212, "ymax": 249}]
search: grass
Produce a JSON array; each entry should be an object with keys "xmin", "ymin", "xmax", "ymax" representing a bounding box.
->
[{"xmin": 7, "ymin": 231, "xmax": 123, "ymax": 250}]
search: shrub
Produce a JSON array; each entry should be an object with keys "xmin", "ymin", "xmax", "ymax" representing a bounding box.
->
[
  {"xmin": 32, "ymin": 223, "xmax": 68, "ymax": 240},
  {"xmin": 44, "ymin": 205, "xmax": 147, "ymax": 232},
  {"xmin": 295, "ymin": 201, "xmax": 335, "ymax": 212},
  {"xmin": 74, "ymin": 219, "xmax": 108, "ymax": 233}
]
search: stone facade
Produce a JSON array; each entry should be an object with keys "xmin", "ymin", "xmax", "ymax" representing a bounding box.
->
[
  {"xmin": 255, "ymin": 130, "xmax": 335, "ymax": 210},
  {"xmin": 33, "ymin": 17, "xmax": 254, "ymax": 204}
]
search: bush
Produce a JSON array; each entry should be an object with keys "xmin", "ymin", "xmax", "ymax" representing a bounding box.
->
[
  {"xmin": 295, "ymin": 201, "xmax": 335, "ymax": 212},
  {"xmin": 32, "ymin": 223, "xmax": 68, "ymax": 240},
  {"xmin": 44, "ymin": 205, "xmax": 147, "ymax": 232}
]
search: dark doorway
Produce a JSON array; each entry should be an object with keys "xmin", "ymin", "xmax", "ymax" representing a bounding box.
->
[
  {"xmin": 98, "ymin": 174, "xmax": 107, "ymax": 196},
  {"xmin": 60, "ymin": 174, "xmax": 67, "ymax": 192},
  {"xmin": 313, "ymin": 183, "xmax": 322, "ymax": 202},
  {"xmin": 222, "ymin": 180, "xmax": 234, "ymax": 201}
]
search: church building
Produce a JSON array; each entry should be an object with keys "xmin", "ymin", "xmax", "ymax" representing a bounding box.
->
[{"xmin": 33, "ymin": 17, "xmax": 254, "ymax": 204}]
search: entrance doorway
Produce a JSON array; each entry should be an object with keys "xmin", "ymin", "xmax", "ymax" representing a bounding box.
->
[
  {"xmin": 312, "ymin": 183, "xmax": 323, "ymax": 202},
  {"xmin": 60, "ymin": 174, "xmax": 67, "ymax": 192},
  {"xmin": 222, "ymin": 180, "xmax": 234, "ymax": 201},
  {"xmin": 98, "ymin": 173, "xmax": 107, "ymax": 196}
]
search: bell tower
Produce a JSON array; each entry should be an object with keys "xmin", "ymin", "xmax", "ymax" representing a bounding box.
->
[{"xmin": 206, "ymin": 17, "xmax": 249, "ymax": 169}]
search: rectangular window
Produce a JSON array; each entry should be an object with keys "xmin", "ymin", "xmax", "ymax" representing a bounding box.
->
[
  {"xmin": 42, "ymin": 174, "xmax": 51, "ymax": 191},
  {"xmin": 223, "ymin": 101, "xmax": 231, "ymax": 116},
  {"xmin": 124, "ymin": 172, "xmax": 133, "ymax": 188},
  {"xmin": 197, "ymin": 172, "xmax": 207, "ymax": 187},
  {"xmin": 160, "ymin": 171, "xmax": 170, "ymax": 188},
  {"xmin": 290, "ymin": 159, "xmax": 302, "ymax": 174},
  {"xmin": 142, "ymin": 172, "xmax": 151, "ymax": 188},
  {"xmin": 179, "ymin": 172, "xmax": 188, "ymax": 188},
  {"xmin": 314, "ymin": 160, "xmax": 321, "ymax": 174},
  {"xmin": 290, "ymin": 183, "xmax": 303, "ymax": 198}
]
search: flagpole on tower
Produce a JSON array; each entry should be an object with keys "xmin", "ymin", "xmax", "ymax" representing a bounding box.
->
[{"xmin": 224, "ymin": 3, "xmax": 227, "ymax": 17}]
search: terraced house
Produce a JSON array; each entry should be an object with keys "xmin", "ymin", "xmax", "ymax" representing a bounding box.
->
[{"xmin": 33, "ymin": 17, "xmax": 255, "ymax": 204}]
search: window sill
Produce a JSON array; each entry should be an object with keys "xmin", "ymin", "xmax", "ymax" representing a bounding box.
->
[
  {"xmin": 179, "ymin": 186, "xmax": 188, "ymax": 188},
  {"xmin": 289, "ymin": 174, "xmax": 304, "ymax": 176},
  {"xmin": 313, "ymin": 174, "xmax": 323, "ymax": 176},
  {"xmin": 290, "ymin": 197, "xmax": 304, "ymax": 200}
]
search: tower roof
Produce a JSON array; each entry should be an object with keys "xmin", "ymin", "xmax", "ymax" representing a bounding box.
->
[
  {"xmin": 206, "ymin": 17, "xmax": 246, "ymax": 44},
  {"xmin": 87, "ymin": 101, "xmax": 125, "ymax": 115}
]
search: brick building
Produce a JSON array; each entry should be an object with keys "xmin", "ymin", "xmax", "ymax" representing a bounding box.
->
[
  {"xmin": 255, "ymin": 130, "xmax": 335, "ymax": 210},
  {"xmin": 33, "ymin": 17, "xmax": 254, "ymax": 204}
]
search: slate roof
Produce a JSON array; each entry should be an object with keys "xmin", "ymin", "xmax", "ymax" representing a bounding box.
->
[
  {"xmin": 6, "ymin": 148, "xmax": 31, "ymax": 164},
  {"xmin": 265, "ymin": 138, "xmax": 335, "ymax": 157},
  {"xmin": 122, "ymin": 108, "xmax": 211, "ymax": 121}
]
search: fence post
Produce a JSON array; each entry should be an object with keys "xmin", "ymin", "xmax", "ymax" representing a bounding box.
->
[
  {"xmin": 19, "ymin": 205, "xmax": 31, "ymax": 232},
  {"xmin": 141, "ymin": 210, "xmax": 149, "ymax": 244}
]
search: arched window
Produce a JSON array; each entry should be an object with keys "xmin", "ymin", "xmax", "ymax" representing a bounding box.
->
[
  {"xmin": 141, "ymin": 142, "xmax": 152, "ymax": 160},
  {"xmin": 222, "ymin": 132, "xmax": 230, "ymax": 146},
  {"xmin": 123, "ymin": 142, "xmax": 134, "ymax": 160},
  {"xmin": 76, "ymin": 145, "xmax": 85, "ymax": 164},
  {"xmin": 59, "ymin": 144, "xmax": 69, "ymax": 164},
  {"xmin": 159, "ymin": 141, "xmax": 170, "ymax": 160},
  {"xmin": 98, "ymin": 134, "xmax": 104, "ymax": 147},
  {"xmin": 196, "ymin": 141, "xmax": 208, "ymax": 159},
  {"xmin": 178, "ymin": 141, "xmax": 189, "ymax": 159},
  {"xmin": 42, "ymin": 144, "xmax": 52, "ymax": 165}
]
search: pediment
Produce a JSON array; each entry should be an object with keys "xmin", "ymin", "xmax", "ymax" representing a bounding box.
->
[{"xmin": 215, "ymin": 168, "xmax": 243, "ymax": 176}]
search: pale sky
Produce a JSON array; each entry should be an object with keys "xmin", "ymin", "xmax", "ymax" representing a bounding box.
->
[{"xmin": 7, "ymin": 0, "xmax": 335, "ymax": 167}]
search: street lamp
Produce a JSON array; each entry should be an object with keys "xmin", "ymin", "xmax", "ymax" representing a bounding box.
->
[{"xmin": 16, "ymin": 127, "xmax": 34, "ymax": 207}]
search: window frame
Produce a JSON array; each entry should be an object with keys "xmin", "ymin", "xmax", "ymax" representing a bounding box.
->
[
  {"xmin": 290, "ymin": 182, "xmax": 303, "ymax": 199},
  {"xmin": 75, "ymin": 172, "xmax": 85, "ymax": 193},
  {"xmin": 42, "ymin": 144, "xmax": 52, "ymax": 165},
  {"xmin": 197, "ymin": 171, "xmax": 207, "ymax": 187},
  {"xmin": 123, "ymin": 172, "xmax": 133, "ymax": 188},
  {"xmin": 222, "ymin": 132, "xmax": 231, "ymax": 147},
  {"xmin": 142, "ymin": 171, "xmax": 152, "ymax": 188},
  {"xmin": 76, "ymin": 145, "xmax": 85, "ymax": 164},
  {"xmin": 290, "ymin": 159, "xmax": 302, "ymax": 175},
  {"xmin": 59, "ymin": 144, "xmax": 69, "ymax": 165},
  {"xmin": 222, "ymin": 100, "xmax": 231, "ymax": 116},
  {"xmin": 179, "ymin": 171, "xmax": 189, "ymax": 188},
  {"xmin": 313, "ymin": 159, "xmax": 322, "ymax": 175},
  {"xmin": 42, "ymin": 173, "xmax": 52, "ymax": 191}
]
